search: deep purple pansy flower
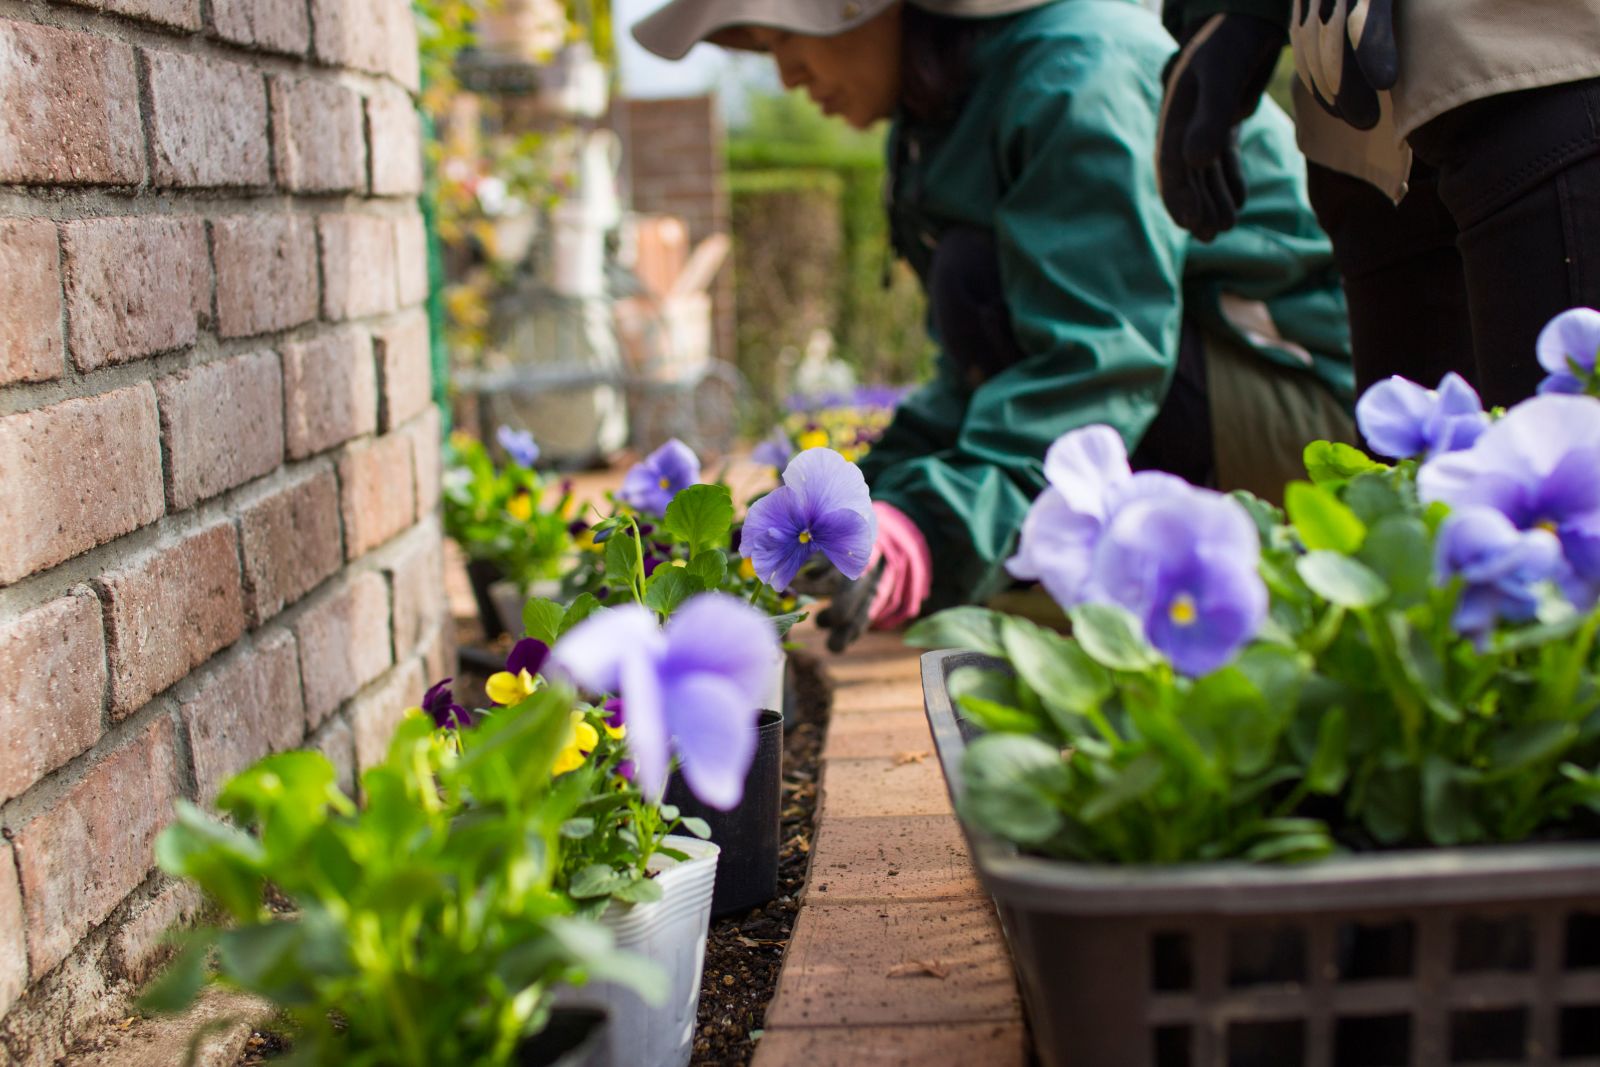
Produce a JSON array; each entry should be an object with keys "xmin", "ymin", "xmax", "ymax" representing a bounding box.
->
[
  {"xmin": 740, "ymin": 448, "xmax": 876, "ymax": 591},
  {"xmin": 751, "ymin": 429, "xmax": 794, "ymax": 470},
  {"xmin": 421, "ymin": 678, "xmax": 473, "ymax": 730},
  {"xmin": 1418, "ymin": 394, "xmax": 1600, "ymax": 592},
  {"xmin": 1355, "ymin": 372, "xmax": 1488, "ymax": 460},
  {"xmin": 549, "ymin": 594, "xmax": 781, "ymax": 809},
  {"xmin": 1007, "ymin": 425, "xmax": 1188, "ymax": 608},
  {"xmin": 1089, "ymin": 488, "xmax": 1267, "ymax": 676},
  {"xmin": 1536, "ymin": 308, "xmax": 1600, "ymax": 395},
  {"xmin": 619, "ymin": 439, "xmax": 700, "ymax": 515},
  {"xmin": 497, "ymin": 425, "xmax": 540, "ymax": 468},
  {"xmin": 1436, "ymin": 506, "xmax": 1566, "ymax": 644},
  {"xmin": 506, "ymin": 638, "xmax": 549, "ymax": 677}
]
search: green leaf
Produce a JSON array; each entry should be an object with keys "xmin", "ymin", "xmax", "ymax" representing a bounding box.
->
[
  {"xmin": 137, "ymin": 936, "xmax": 214, "ymax": 1014},
  {"xmin": 1304, "ymin": 441, "xmax": 1384, "ymax": 485},
  {"xmin": 1000, "ymin": 616, "xmax": 1112, "ymax": 732},
  {"xmin": 1358, "ymin": 516, "xmax": 1432, "ymax": 608},
  {"xmin": 1421, "ymin": 757, "xmax": 1483, "ymax": 846},
  {"xmin": 1361, "ymin": 766, "xmax": 1419, "ymax": 845},
  {"xmin": 1285, "ymin": 481, "xmax": 1367, "ymax": 553},
  {"xmin": 605, "ymin": 530, "xmax": 640, "ymax": 587},
  {"xmin": 560, "ymin": 818, "xmax": 596, "ymax": 839},
  {"xmin": 559, "ymin": 593, "xmax": 602, "ymax": 636},
  {"xmin": 1184, "ymin": 666, "xmax": 1283, "ymax": 777},
  {"xmin": 1343, "ymin": 472, "xmax": 1408, "ymax": 527},
  {"xmin": 1487, "ymin": 721, "xmax": 1578, "ymax": 774},
  {"xmin": 1297, "ymin": 552, "xmax": 1390, "ymax": 609},
  {"xmin": 949, "ymin": 666, "xmax": 1044, "ymax": 735},
  {"xmin": 766, "ymin": 610, "xmax": 807, "ymax": 638},
  {"xmin": 662, "ymin": 484, "xmax": 735, "ymax": 555},
  {"xmin": 568, "ymin": 863, "xmax": 631, "ymax": 899},
  {"xmin": 904, "ymin": 607, "xmax": 1006, "ymax": 656},
  {"xmin": 678, "ymin": 816, "xmax": 712, "ymax": 840},
  {"xmin": 523, "ymin": 598, "xmax": 566, "ymax": 645},
  {"xmin": 1306, "ymin": 707, "xmax": 1349, "ymax": 795},
  {"xmin": 644, "ymin": 567, "xmax": 700, "ymax": 618},
  {"xmin": 1067, "ymin": 603, "xmax": 1161, "ymax": 672},
  {"xmin": 612, "ymin": 876, "xmax": 665, "ymax": 904},
  {"xmin": 687, "ymin": 549, "xmax": 728, "ymax": 588},
  {"xmin": 960, "ymin": 734, "xmax": 1067, "ymax": 844},
  {"xmin": 1080, "ymin": 752, "xmax": 1165, "ymax": 823}
]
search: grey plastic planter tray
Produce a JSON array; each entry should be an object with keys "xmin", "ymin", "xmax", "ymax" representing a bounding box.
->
[{"xmin": 922, "ymin": 649, "xmax": 1600, "ymax": 1067}]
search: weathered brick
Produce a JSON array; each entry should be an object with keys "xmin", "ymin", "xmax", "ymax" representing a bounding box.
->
[
  {"xmin": 293, "ymin": 571, "xmax": 391, "ymax": 728},
  {"xmin": 213, "ymin": 215, "xmax": 319, "ymax": 338},
  {"xmin": 320, "ymin": 214, "xmax": 397, "ymax": 320},
  {"xmin": 383, "ymin": 0, "xmax": 421, "ymax": 91},
  {"xmin": 181, "ymin": 630, "xmax": 304, "ymax": 804},
  {"xmin": 108, "ymin": 880, "xmax": 203, "ymax": 986},
  {"xmin": 14, "ymin": 716, "xmax": 181, "ymax": 977},
  {"xmin": 368, "ymin": 89, "xmax": 422, "ymax": 197},
  {"xmin": 281, "ymin": 328, "xmax": 378, "ymax": 459},
  {"xmin": 0, "ymin": 385, "xmax": 164, "ymax": 585},
  {"xmin": 311, "ymin": 0, "xmax": 417, "ymax": 90},
  {"xmin": 211, "ymin": 0, "xmax": 308, "ymax": 54},
  {"xmin": 79, "ymin": 0, "xmax": 201, "ymax": 31},
  {"xmin": 387, "ymin": 532, "xmax": 444, "ymax": 657},
  {"xmin": 0, "ymin": 219, "xmax": 63, "ymax": 385},
  {"xmin": 270, "ymin": 75, "xmax": 365, "ymax": 194},
  {"xmin": 144, "ymin": 49, "xmax": 270, "ymax": 188},
  {"xmin": 0, "ymin": 22, "xmax": 142, "ymax": 185},
  {"xmin": 420, "ymin": 622, "xmax": 453, "ymax": 692},
  {"xmin": 394, "ymin": 213, "xmax": 429, "ymax": 307},
  {"xmin": 238, "ymin": 467, "xmax": 342, "ymax": 624},
  {"xmin": 0, "ymin": 843, "xmax": 22, "ymax": 1019},
  {"xmin": 339, "ymin": 433, "xmax": 416, "ymax": 559},
  {"xmin": 62, "ymin": 217, "xmax": 209, "ymax": 370},
  {"xmin": 375, "ymin": 310, "xmax": 432, "ymax": 430},
  {"xmin": 156, "ymin": 351, "xmax": 284, "ymax": 510},
  {"xmin": 403, "ymin": 403, "xmax": 443, "ymax": 518},
  {"xmin": 309, "ymin": 715, "xmax": 355, "ymax": 797},
  {"xmin": 0, "ymin": 590, "xmax": 106, "ymax": 803},
  {"xmin": 351, "ymin": 657, "xmax": 424, "ymax": 771},
  {"xmin": 99, "ymin": 522, "xmax": 246, "ymax": 717}
]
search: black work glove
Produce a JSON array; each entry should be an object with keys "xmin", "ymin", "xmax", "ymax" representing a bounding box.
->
[
  {"xmin": 793, "ymin": 557, "xmax": 887, "ymax": 654},
  {"xmin": 1290, "ymin": 0, "xmax": 1399, "ymax": 132},
  {"xmin": 1156, "ymin": 13, "xmax": 1285, "ymax": 242}
]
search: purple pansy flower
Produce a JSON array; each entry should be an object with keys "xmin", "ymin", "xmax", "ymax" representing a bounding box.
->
[
  {"xmin": 497, "ymin": 425, "xmax": 540, "ymax": 468},
  {"xmin": 1355, "ymin": 372, "xmax": 1488, "ymax": 460},
  {"xmin": 1089, "ymin": 488, "xmax": 1267, "ymax": 675},
  {"xmin": 1418, "ymin": 394, "xmax": 1600, "ymax": 591},
  {"xmin": 1436, "ymin": 506, "xmax": 1566, "ymax": 644},
  {"xmin": 1006, "ymin": 426, "xmax": 1188, "ymax": 607},
  {"xmin": 1536, "ymin": 308, "xmax": 1600, "ymax": 395},
  {"xmin": 507, "ymin": 637, "xmax": 549, "ymax": 676},
  {"xmin": 421, "ymin": 678, "xmax": 473, "ymax": 730},
  {"xmin": 549, "ymin": 594, "xmax": 781, "ymax": 808},
  {"xmin": 619, "ymin": 439, "xmax": 700, "ymax": 515},
  {"xmin": 751, "ymin": 429, "xmax": 794, "ymax": 470},
  {"xmin": 740, "ymin": 448, "xmax": 876, "ymax": 591}
]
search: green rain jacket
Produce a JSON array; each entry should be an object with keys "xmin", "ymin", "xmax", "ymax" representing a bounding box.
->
[{"xmin": 858, "ymin": 0, "xmax": 1353, "ymax": 612}]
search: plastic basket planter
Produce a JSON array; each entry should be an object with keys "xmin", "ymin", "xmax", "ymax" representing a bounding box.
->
[{"xmin": 921, "ymin": 649, "xmax": 1600, "ymax": 1067}]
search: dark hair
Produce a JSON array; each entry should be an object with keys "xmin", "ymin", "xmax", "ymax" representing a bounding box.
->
[{"xmin": 899, "ymin": 4, "xmax": 989, "ymax": 123}]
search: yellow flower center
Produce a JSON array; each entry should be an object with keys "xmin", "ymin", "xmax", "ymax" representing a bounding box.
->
[
  {"xmin": 1168, "ymin": 593, "xmax": 1198, "ymax": 627},
  {"xmin": 1538, "ymin": 519, "xmax": 1559, "ymax": 534},
  {"xmin": 798, "ymin": 530, "xmax": 812, "ymax": 545},
  {"xmin": 659, "ymin": 476, "xmax": 671, "ymax": 489}
]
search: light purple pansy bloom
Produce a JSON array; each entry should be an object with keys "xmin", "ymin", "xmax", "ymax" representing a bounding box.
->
[
  {"xmin": 1089, "ymin": 487, "xmax": 1267, "ymax": 676},
  {"xmin": 1354, "ymin": 372, "xmax": 1488, "ymax": 460},
  {"xmin": 1436, "ymin": 506, "xmax": 1566, "ymax": 644},
  {"xmin": 741, "ymin": 448, "xmax": 876, "ymax": 591},
  {"xmin": 497, "ymin": 425, "xmax": 540, "ymax": 468},
  {"xmin": 1536, "ymin": 307, "xmax": 1600, "ymax": 395},
  {"xmin": 548, "ymin": 594, "xmax": 781, "ymax": 809},
  {"xmin": 619, "ymin": 438, "xmax": 701, "ymax": 515},
  {"xmin": 751, "ymin": 428, "xmax": 795, "ymax": 471},
  {"xmin": 1418, "ymin": 394, "xmax": 1600, "ymax": 590},
  {"xmin": 1006, "ymin": 425, "xmax": 1188, "ymax": 608}
]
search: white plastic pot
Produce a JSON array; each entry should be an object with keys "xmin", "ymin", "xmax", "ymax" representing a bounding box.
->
[
  {"xmin": 549, "ymin": 201, "xmax": 608, "ymax": 298},
  {"xmin": 760, "ymin": 651, "xmax": 786, "ymax": 715},
  {"xmin": 489, "ymin": 578, "xmax": 564, "ymax": 638},
  {"xmin": 557, "ymin": 836, "xmax": 720, "ymax": 1067}
]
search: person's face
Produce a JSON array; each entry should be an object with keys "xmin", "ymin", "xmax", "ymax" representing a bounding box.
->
[{"xmin": 743, "ymin": 4, "xmax": 903, "ymax": 129}]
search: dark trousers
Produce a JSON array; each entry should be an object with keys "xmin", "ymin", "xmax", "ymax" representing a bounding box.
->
[
  {"xmin": 929, "ymin": 227, "xmax": 1213, "ymax": 487},
  {"xmin": 1307, "ymin": 77, "xmax": 1600, "ymax": 407}
]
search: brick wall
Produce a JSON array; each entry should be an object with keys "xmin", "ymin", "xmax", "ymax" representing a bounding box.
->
[
  {"xmin": 0, "ymin": 0, "xmax": 446, "ymax": 1059},
  {"xmin": 620, "ymin": 94, "xmax": 735, "ymax": 369}
]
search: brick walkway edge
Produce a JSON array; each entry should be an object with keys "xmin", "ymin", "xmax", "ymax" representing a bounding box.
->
[{"xmin": 752, "ymin": 622, "xmax": 1027, "ymax": 1066}]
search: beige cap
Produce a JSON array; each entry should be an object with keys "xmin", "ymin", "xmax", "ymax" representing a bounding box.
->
[{"xmin": 633, "ymin": 0, "xmax": 1055, "ymax": 60}]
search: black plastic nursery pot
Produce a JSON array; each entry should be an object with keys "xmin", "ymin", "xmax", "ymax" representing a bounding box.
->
[
  {"xmin": 515, "ymin": 1007, "xmax": 608, "ymax": 1067},
  {"xmin": 922, "ymin": 649, "xmax": 1600, "ymax": 1067},
  {"xmin": 665, "ymin": 708, "xmax": 783, "ymax": 918},
  {"xmin": 466, "ymin": 558, "xmax": 509, "ymax": 641}
]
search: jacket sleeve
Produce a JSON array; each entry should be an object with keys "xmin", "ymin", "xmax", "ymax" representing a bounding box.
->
[
  {"xmin": 864, "ymin": 47, "xmax": 1189, "ymax": 611},
  {"xmin": 1162, "ymin": 0, "xmax": 1292, "ymax": 37}
]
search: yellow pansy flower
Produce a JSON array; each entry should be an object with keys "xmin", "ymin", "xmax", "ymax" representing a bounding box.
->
[
  {"xmin": 506, "ymin": 494, "xmax": 533, "ymax": 521},
  {"xmin": 797, "ymin": 429, "xmax": 829, "ymax": 451},
  {"xmin": 486, "ymin": 668, "xmax": 537, "ymax": 706},
  {"xmin": 553, "ymin": 712, "xmax": 601, "ymax": 775},
  {"xmin": 738, "ymin": 557, "xmax": 758, "ymax": 581}
]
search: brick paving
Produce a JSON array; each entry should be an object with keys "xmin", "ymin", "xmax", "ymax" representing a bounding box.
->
[{"xmin": 752, "ymin": 622, "xmax": 1027, "ymax": 1067}]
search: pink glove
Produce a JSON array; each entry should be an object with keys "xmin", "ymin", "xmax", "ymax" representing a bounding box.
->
[{"xmin": 868, "ymin": 501, "xmax": 932, "ymax": 629}]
